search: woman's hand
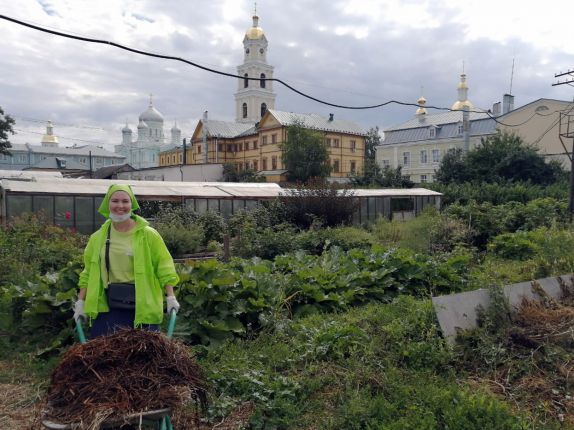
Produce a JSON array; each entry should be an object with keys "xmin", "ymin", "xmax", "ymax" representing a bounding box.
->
[
  {"xmin": 73, "ymin": 299, "xmax": 86, "ymax": 322},
  {"xmin": 166, "ymin": 296, "xmax": 180, "ymax": 314}
]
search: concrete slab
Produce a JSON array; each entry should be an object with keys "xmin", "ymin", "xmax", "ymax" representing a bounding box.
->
[{"xmin": 432, "ymin": 274, "xmax": 574, "ymax": 343}]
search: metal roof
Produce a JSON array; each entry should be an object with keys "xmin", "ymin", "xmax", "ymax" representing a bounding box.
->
[
  {"xmin": 267, "ymin": 110, "xmax": 367, "ymax": 136},
  {"xmin": 0, "ymin": 169, "xmax": 63, "ymax": 179},
  {"xmin": 383, "ymin": 117, "xmax": 496, "ymax": 145},
  {"xmin": 204, "ymin": 120, "xmax": 256, "ymax": 138},
  {"xmin": 9, "ymin": 143, "xmax": 124, "ymax": 158},
  {"xmin": 0, "ymin": 177, "xmax": 441, "ymax": 198},
  {"xmin": 0, "ymin": 178, "xmax": 282, "ymax": 198},
  {"xmin": 385, "ymin": 110, "xmax": 490, "ymax": 132}
]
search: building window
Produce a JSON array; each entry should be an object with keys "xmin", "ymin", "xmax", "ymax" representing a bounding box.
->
[
  {"xmin": 244, "ymin": 142, "xmax": 249, "ymax": 151},
  {"xmin": 350, "ymin": 160, "xmax": 356, "ymax": 173},
  {"xmin": 243, "ymin": 73, "xmax": 248, "ymax": 88},
  {"xmin": 457, "ymin": 123, "xmax": 463, "ymax": 135},
  {"xmin": 261, "ymin": 103, "xmax": 267, "ymax": 117},
  {"xmin": 239, "ymin": 143, "xmax": 243, "ymax": 152},
  {"xmin": 420, "ymin": 174, "xmax": 427, "ymax": 183},
  {"xmin": 253, "ymin": 140, "xmax": 258, "ymax": 149},
  {"xmin": 429, "ymin": 127, "xmax": 436, "ymax": 138},
  {"xmin": 271, "ymin": 134, "xmax": 277, "ymax": 144},
  {"xmin": 245, "ymin": 162, "xmax": 250, "ymax": 170},
  {"xmin": 432, "ymin": 149, "xmax": 440, "ymax": 163},
  {"xmin": 350, "ymin": 140, "xmax": 356, "ymax": 152},
  {"xmin": 271, "ymin": 156, "xmax": 277, "ymax": 170},
  {"xmin": 260, "ymin": 73, "xmax": 266, "ymax": 88},
  {"xmin": 333, "ymin": 139, "xmax": 340, "ymax": 148},
  {"xmin": 333, "ymin": 159, "xmax": 340, "ymax": 173},
  {"xmin": 382, "ymin": 159, "xmax": 390, "ymax": 167},
  {"xmin": 326, "ymin": 138, "xmax": 331, "ymax": 147},
  {"xmin": 242, "ymin": 103, "xmax": 248, "ymax": 118},
  {"xmin": 403, "ymin": 151, "xmax": 410, "ymax": 166},
  {"xmin": 262, "ymin": 157, "xmax": 268, "ymax": 170},
  {"xmin": 197, "ymin": 145, "xmax": 201, "ymax": 154},
  {"xmin": 262, "ymin": 135, "xmax": 268, "ymax": 145},
  {"xmin": 420, "ymin": 150, "xmax": 428, "ymax": 164},
  {"xmin": 218, "ymin": 143, "xmax": 223, "ymax": 152},
  {"xmin": 253, "ymin": 160, "xmax": 258, "ymax": 171},
  {"xmin": 227, "ymin": 144, "xmax": 233, "ymax": 152},
  {"xmin": 172, "ymin": 155, "xmax": 176, "ymax": 164}
]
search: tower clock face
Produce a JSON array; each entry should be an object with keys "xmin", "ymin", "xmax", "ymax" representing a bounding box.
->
[
  {"xmin": 246, "ymin": 48, "xmax": 250, "ymax": 54},
  {"xmin": 260, "ymin": 48, "xmax": 264, "ymax": 54}
]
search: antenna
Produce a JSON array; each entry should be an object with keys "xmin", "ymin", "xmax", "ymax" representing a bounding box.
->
[
  {"xmin": 254, "ymin": 2, "xmax": 257, "ymax": 15},
  {"xmin": 509, "ymin": 58, "xmax": 515, "ymax": 95},
  {"xmin": 462, "ymin": 60, "xmax": 465, "ymax": 74}
]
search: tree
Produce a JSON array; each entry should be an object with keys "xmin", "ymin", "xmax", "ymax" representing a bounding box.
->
[
  {"xmin": 222, "ymin": 163, "xmax": 264, "ymax": 182},
  {"xmin": 435, "ymin": 131, "xmax": 565, "ymax": 185},
  {"xmin": 281, "ymin": 119, "xmax": 331, "ymax": 182},
  {"xmin": 0, "ymin": 106, "xmax": 15, "ymax": 156},
  {"xmin": 364, "ymin": 126, "xmax": 381, "ymax": 160}
]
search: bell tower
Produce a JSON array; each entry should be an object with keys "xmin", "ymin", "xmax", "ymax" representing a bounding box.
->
[{"xmin": 234, "ymin": 11, "xmax": 276, "ymax": 123}]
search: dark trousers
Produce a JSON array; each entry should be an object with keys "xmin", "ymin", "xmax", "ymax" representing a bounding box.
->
[{"xmin": 90, "ymin": 307, "xmax": 160, "ymax": 338}]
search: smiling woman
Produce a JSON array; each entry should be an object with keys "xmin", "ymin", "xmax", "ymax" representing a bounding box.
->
[{"xmin": 73, "ymin": 183, "xmax": 181, "ymax": 338}]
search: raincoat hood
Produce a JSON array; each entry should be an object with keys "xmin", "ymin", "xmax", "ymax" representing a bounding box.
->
[{"xmin": 98, "ymin": 184, "xmax": 140, "ymax": 218}]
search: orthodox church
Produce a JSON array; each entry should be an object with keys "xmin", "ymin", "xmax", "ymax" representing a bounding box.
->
[{"xmin": 115, "ymin": 96, "xmax": 181, "ymax": 169}]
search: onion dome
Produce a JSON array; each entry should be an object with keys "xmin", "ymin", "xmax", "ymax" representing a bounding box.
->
[
  {"xmin": 415, "ymin": 95, "xmax": 427, "ymax": 116},
  {"xmin": 451, "ymin": 73, "xmax": 474, "ymax": 111},
  {"xmin": 137, "ymin": 119, "xmax": 148, "ymax": 129},
  {"xmin": 245, "ymin": 15, "xmax": 265, "ymax": 40},
  {"xmin": 139, "ymin": 96, "xmax": 164, "ymax": 123}
]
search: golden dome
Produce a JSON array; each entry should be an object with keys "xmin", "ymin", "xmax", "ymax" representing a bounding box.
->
[
  {"xmin": 451, "ymin": 100, "xmax": 474, "ymax": 110},
  {"xmin": 246, "ymin": 15, "xmax": 265, "ymax": 39},
  {"xmin": 416, "ymin": 95, "xmax": 427, "ymax": 115}
]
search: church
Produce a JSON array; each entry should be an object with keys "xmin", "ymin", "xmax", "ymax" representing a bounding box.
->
[
  {"xmin": 158, "ymin": 12, "xmax": 367, "ymax": 182},
  {"xmin": 114, "ymin": 96, "xmax": 181, "ymax": 169}
]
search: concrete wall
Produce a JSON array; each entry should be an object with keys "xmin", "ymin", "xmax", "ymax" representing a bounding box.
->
[
  {"xmin": 432, "ymin": 274, "xmax": 574, "ymax": 343},
  {"xmin": 117, "ymin": 164, "xmax": 223, "ymax": 182}
]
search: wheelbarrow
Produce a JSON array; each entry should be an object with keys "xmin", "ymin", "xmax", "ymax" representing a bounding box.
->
[{"xmin": 42, "ymin": 310, "xmax": 178, "ymax": 430}]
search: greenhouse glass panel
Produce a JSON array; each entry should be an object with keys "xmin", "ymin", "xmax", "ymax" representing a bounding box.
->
[
  {"xmin": 6, "ymin": 195, "xmax": 32, "ymax": 219},
  {"xmin": 94, "ymin": 197, "xmax": 106, "ymax": 225},
  {"xmin": 207, "ymin": 199, "xmax": 219, "ymax": 212},
  {"xmin": 245, "ymin": 200, "xmax": 258, "ymax": 211},
  {"xmin": 220, "ymin": 199, "xmax": 232, "ymax": 218},
  {"xmin": 33, "ymin": 195, "xmax": 54, "ymax": 223},
  {"xmin": 232, "ymin": 199, "xmax": 246, "ymax": 214},
  {"xmin": 195, "ymin": 199, "xmax": 207, "ymax": 214},
  {"xmin": 75, "ymin": 197, "xmax": 94, "ymax": 234},
  {"xmin": 55, "ymin": 196, "xmax": 74, "ymax": 229}
]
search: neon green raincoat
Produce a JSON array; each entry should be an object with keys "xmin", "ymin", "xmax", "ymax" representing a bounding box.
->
[{"xmin": 79, "ymin": 184, "xmax": 179, "ymax": 326}]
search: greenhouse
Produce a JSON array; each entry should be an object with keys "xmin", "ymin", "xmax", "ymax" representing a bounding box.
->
[{"xmin": 0, "ymin": 176, "xmax": 442, "ymax": 234}]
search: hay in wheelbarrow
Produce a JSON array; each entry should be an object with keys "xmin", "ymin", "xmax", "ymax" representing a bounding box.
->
[{"xmin": 43, "ymin": 328, "xmax": 208, "ymax": 429}]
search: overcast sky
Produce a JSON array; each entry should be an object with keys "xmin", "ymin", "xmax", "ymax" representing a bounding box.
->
[{"xmin": 1, "ymin": 0, "xmax": 573, "ymax": 151}]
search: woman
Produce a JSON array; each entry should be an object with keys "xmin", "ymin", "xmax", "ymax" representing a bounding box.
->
[{"xmin": 73, "ymin": 184, "xmax": 180, "ymax": 337}]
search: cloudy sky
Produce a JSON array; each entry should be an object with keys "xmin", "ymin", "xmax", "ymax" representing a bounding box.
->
[{"xmin": 1, "ymin": 0, "xmax": 573, "ymax": 151}]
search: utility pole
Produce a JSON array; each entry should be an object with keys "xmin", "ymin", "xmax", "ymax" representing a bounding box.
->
[{"xmin": 552, "ymin": 69, "xmax": 574, "ymax": 221}]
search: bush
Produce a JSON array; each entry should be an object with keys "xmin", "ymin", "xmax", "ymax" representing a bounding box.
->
[
  {"xmin": 297, "ymin": 226, "xmax": 375, "ymax": 255},
  {"xmin": 154, "ymin": 222, "xmax": 203, "ymax": 256},
  {"xmin": 280, "ymin": 179, "xmax": 359, "ymax": 228},
  {"xmin": 0, "ymin": 214, "xmax": 86, "ymax": 286},
  {"xmin": 488, "ymin": 232, "xmax": 540, "ymax": 260}
]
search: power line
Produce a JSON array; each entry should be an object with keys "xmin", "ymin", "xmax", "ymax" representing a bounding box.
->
[
  {"xmin": 0, "ymin": 13, "xmax": 482, "ymax": 113},
  {"xmin": 0, "ymin": 13, "xmax": 567, "ymax": 132},
  {"xmin": 13, "ymin": 116, "xmax": 107, "ymax": 130}
]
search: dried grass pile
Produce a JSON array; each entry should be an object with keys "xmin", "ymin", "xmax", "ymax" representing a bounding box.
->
[{"xmin": 43, "ymin": 328, "xmax": 208, "ymax": 429}]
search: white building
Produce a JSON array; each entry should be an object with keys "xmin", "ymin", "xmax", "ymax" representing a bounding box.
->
[
  {"xmin": 0, "ymin": 121, "xmax": 124, "ymax": 171},
  {"xmin": 115, "ymin": 97, "xmax": 181, "ymax": 169}
]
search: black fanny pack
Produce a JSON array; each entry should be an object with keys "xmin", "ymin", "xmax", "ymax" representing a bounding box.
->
[
  {"xmin": 104, "ymin": 226, "xmax": 136, "ymax": 310},
  {"xmin": 107, "ymin": 283, "xmax": 136, "ymax": 310}
]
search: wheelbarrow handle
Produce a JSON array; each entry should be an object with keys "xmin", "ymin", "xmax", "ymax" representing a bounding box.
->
[
  {"xmin": 75, "ymin": 317, "xmax": 87, "ymax": 344},
  {"xmin": 166, "ymin": 309, "xmax": 177, "ymax": 339}
]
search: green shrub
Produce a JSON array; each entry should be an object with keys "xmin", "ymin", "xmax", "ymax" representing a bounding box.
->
[
  {"xmin": 280, "ymin": 179, "xmax": 359, "ymax": 228},
  {"xmin": 154, "ymin": 222, "xmax": 203, "ymax": 256},
  {"xmin": 0, "ymin": 214, "xmax": 86, "ymax": 286},
  {"xmin": 297, "ymin": 226, "xmax": 375, "ymax": 255},
  {"xmin": 488, "ymin": 232, "xmax": 540, "ymax": 260}
]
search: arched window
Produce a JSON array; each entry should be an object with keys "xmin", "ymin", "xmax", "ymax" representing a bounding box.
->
[
  {"xmin": 261, "ymin": 103, "xmax": 267, "ymax": 118},
  {"xmin": 243, "ymin": 73, "xmax": 249, "ymax": 88},
  {"xmin": 242, "ymin": 103, "xmax": 248, "ymax": 119},
  {"xmin": 260, "ymin": 73, "xmax": 266, "ymax": 88}
]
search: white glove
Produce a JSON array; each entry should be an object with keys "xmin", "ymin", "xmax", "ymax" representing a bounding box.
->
[
  {"xmin": 166, "ymin": 296, "xmax": 180, "ymax": 314},
  {"xmin": 73, "ymin": 299, "xmax": 86, "ymax": 322}
]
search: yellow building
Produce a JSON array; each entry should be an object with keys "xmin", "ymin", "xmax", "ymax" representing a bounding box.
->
[{"xmin": 160, "ymin": 109, "xmax": 366, "ymax": 183}]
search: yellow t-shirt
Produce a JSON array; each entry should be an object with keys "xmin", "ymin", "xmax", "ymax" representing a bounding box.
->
[{"xmin": 100, "ymin": 225, "xmax": 135, "ymax": 284}]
